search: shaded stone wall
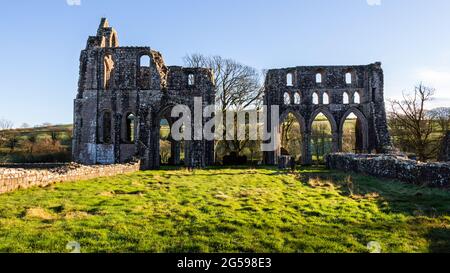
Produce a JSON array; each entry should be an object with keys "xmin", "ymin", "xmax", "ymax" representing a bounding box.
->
[
  {"xmin": 73, "ymin": 18, "xmax": 215, "ymax": 170},
  {"xmin": 439, "ymin": 131, "xmax": 450, "ymax": 162},
  {"xmin": 263, "ymin": 63, "xmax": 393, "ymax": 165},
  {"xmin": 325, "ymin": 153, "xmax": 450, "ymax": 188},
  {"xmin": 0, "ymin": 162, "xmax": 140, "ymax": 195}
]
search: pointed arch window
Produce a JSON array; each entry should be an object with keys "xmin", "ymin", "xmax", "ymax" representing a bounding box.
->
[
  {"xmin": 354, "ymin": 92, "xmax": 361, "ymax": 104},
  {"xmin": 294, "ymin": 92, "xmax": 301, "ymax": 104},
  {"xmin": 312, "ymin": 92, "xmax": 319, "ymax": 105},
  {"xmin": 323, "ymin": 92, "xmax": 330, "ymax": 105},
  {"xmin": 284, "ymin": 92, "xmax": 291, "ymax": 105},
  {"xmin": 343, "ymin": 92, "xmax": 350, "ymax": 104}
]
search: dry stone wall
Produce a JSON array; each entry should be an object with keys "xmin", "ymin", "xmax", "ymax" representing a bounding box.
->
[
  {"xmin": 325, "ymin": 153, "xmax": 450, "ymax": 188},
  {"xmin": 0, "ymin": 162, "xmax": 140, "ymax": 194}
]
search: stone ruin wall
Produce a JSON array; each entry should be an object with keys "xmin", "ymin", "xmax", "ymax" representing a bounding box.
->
[
  {"xmin": 326, "ymin": 153, "xmax": 450, "ymax": 188},
  {"xmin": 72, "ymin": 19, "xmax": 215, "ymax": 170},
  {"xmin": 0, "ymin": 162, "xmax": 140, "ymax": 195},
  {"xmin": 263, "ymin": 62, "xmax": 393, "ymax": 165}
]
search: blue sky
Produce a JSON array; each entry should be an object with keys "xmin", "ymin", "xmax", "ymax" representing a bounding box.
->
[{"xmin": 0, "ymin": 0, "xmax": 449, "ymax": 127}]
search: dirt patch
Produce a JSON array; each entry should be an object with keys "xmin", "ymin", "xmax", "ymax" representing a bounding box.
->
[
  {"xmin": 24, "ymin": 208, "xmax": 56, "ymax": 220},
  {"xmin": 64, "ymin": 211, "xmax": 91, "ymax": 219},
  {"xmin": 214, "ymin": 192, "xmax": 231, "ymax": 201}
]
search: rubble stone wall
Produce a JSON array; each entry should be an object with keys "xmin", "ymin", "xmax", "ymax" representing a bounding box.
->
[
  {"xmin": 0, "ymin": 162, "xmax": 140, "ymax": 194},
  {"xmin": 325, "ymin": 153, "xmax": 450, "ymax": 188}
]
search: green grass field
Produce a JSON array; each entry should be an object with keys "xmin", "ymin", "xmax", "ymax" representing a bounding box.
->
[{"xmin": 0, "ymin": 167, "xmax": 449, "ymax": 253}]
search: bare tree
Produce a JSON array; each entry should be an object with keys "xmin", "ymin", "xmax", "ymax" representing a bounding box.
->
[
  {"xmin": 428, "ymin": 107, "xmax": 450, "ymax": 133},
  {"xmin": 21, "ymin": 123, "xmax": 30, "ymax": 129},
  {"xmin": 0, "ymin": 119, "xmax": 13, "ymax": 130},
  {"xmin": 0, "ymin": 119, "xmax": 14, "ymax": 148},
  {"xmin": 184, "ymin": 54, "xmax": 263, "ymax": 155},
  {"xmin": 389, "ymin": 84, "xmax": 437, "ymax": 161}
]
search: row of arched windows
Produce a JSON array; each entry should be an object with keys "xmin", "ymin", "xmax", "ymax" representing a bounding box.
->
[
  {"xmin": 283, "ymin": 91, "xmax": 360, "ymax": 105},
  {"xmin": 286, "ymin": 71, "xmax": 355, "ymax": 86},
  {"xmin": 100, "ymin": 112, "xmax": 136, "ymax": 144}
]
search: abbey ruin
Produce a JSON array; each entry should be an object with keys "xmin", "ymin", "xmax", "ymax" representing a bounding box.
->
[
  {"xmin": 72, "ymin": 19, "xmax": 215, "ymax": 170},
  {"xmin": 263, "ymin": 63, "xmax": 393, "ymax": 165},
  {"xmin": 73, "ymin": 19, "xmax": 393, "ymax": 169}
]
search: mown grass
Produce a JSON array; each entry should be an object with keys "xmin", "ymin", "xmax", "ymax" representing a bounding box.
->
[{"xmin": 0, "ymin": 167, "xmax": 449, "ymax": 253}]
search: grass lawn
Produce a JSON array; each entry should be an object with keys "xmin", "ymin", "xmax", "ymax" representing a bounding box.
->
[{"xmin": 0, "ymin": 167, "xmax": 449, "ymax": 253}]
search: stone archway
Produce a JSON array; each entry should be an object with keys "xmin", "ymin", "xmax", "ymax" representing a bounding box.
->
[
  {"xmin": 308, "ymin": 107, "xmax": 339, "ymax": 156},
  {"xmin": 278, "ymin": 110, "xmax": 308, "ymax": 165},
  {"xmin": 339, "ymin": 108, "xmax": 369, "ymax": 153},
  {"xmin": 154, "ymin": 105, "xmax": 187, "ymax": 168}
]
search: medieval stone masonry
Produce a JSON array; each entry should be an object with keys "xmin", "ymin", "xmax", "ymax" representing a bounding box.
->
[
  {"xmin": 72, "ymin": 19, "xmax": 215, "ymax": 170},
  {"xmin": 73, "ymin": 19, "xmax": 393, "ymax": 170},
  {"xmin": 263, "ymin": 63, "xmax": 393, "ymax": 165}
]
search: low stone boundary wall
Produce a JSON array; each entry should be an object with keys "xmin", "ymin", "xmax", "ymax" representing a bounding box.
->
[
  {"xmin": 0, "ymin": 162, "xmax": 140, "ymax": 194},
  {"xmin": 325, "ymin": 154, "xmax": 450, "ymax": 188}
]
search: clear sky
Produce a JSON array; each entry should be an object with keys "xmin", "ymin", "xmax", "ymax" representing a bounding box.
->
[{"xmin": 0, "ymin": 0, "xmax": 449, "ymax": 127}]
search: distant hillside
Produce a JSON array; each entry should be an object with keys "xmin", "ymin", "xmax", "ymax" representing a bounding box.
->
[
  {"xmin": 0, "ymin": 124, "xmax": 73, "ymax": 140},
  {"xmin": 0, "ymin": 124, "xmax": 73, "ymax": 163}
]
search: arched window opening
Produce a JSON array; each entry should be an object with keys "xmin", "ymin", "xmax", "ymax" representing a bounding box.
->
[
  {"xmin": 343, "ymin": 92, "xmax": 350, "ymax": 104},
  {"xmin": 345, "ymin": 72, "xmax": 353, "ymax": 84},
  {"xmin": 140, "ymin": 55, "xmax": 151, "ymax": 67},
  {"xmin": 160, "ymin": 119, "xmax": 172, "ymax": 165},
  {"xmin": 103, "ymin": 54, "xmax": 114, "ymax": 89},
  {"xmin": 342, "ymin": 112, "xmax": 364, "ymax": 153},
  {"xmin": 139, "ymin": 55, "xmax": 151, "ymax": 89},
  {"xmin": 125, "ymin": 113, "xmax": 136, "ymax": 143},
  {"xmin": 188, "ymin": 74, "xmax": 195, "ymax": 86},
  {"xmin": 354, "ymin": 92, "xmax": 361, "ymax": 104},
  {"xmin": 161, "ymin": 117, "xmax": 186, "ymax": 166},
  {"xmin": 294, "ymin": 92, "xmax": 301, "ymax": 104},
  {"xmin": 311, "ymin": 113, "xmax": 333, "ymax": 164},
  {"xmin": 284, "ymin": 92, "xmax": 291, "ymax": 105},
  {"xmin": 102, "ymin": 111, "xmax": 112, "ymax": 144},
  {"xmin": 316, "ymin": 73, "xmax": 322, "ymax": 84},
  {"xmin": 286, "ymin": 73, "xmax": 293, "ymax": 86},
  {"xmin": 323, "ymin": 92, "xmax": 330, "ymax": 105},
  {"xmin": 281, "ymin": 113, "xmax": 303, "ymax": 162},
  {"xmin": 312, "ymin": 92, "xmax": 319, "ymax": 105}
]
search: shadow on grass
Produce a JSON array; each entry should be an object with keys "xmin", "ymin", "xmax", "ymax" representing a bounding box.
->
[
  {"xmin": 295, "ymin": 167, "xmax": 450, "ymax": 253},
  {"xmin": 297, "ymin": 167, "xmax": 450, "ymax": 214},
  {"xmin": 428, "ymin": 228, "xmax": 450, "ymax": 253}
]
